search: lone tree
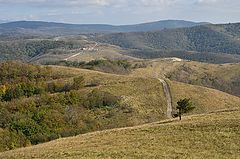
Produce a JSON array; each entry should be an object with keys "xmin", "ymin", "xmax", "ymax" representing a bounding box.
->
[{"xmin": 176, "ymin": 98, "xmax": 195, "ymax": 120}]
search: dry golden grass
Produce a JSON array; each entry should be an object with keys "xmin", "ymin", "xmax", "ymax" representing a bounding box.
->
[
  {"xmin": 169, "ymin": 80, "xmax": 240, "ymax": 114},
  {"xmin": 50, "ymin": 65, "xmax": 240, "ymax": 120},
  {"xmin": 53, "ymin": 65, "xmax": 168, "ymax": 122},
  {"xmin": 65, "ymin": 44, "xmax": 139, "ymax": 62},
  {"xmin": 34, "ymin": 43, "xmax": 139, "ymax": 63},
  {"xmin": 1, "ymin": 62, "xmax": 240, "ymax": 158},
  {"xmin": 1, "ymin": 110, "xmax": 239, "ymax": 159},
  {"xmin": 129, "ymin": 59, "xmax": 240, "ymax": 114},
  {"xmin": 130, "ymin": 59, "xmax": 181, "ymax": 78},
  {"xmin": 131, "ymin": 59, "xmax": 240, "ymax": 79}
]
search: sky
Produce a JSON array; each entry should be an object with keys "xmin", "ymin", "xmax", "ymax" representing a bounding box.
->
[{"xmin": 0, "ymin": 0, "xmax": 239, "ymax": 25}]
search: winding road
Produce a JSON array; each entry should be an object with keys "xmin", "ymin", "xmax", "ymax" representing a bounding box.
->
[{"xmin": 159, "ymin": 79, "xmax": 173, "ymax": 118}]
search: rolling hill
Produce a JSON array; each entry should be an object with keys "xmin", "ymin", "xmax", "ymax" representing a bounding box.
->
[
  {"xmin": 0, "ymin": 38, "xmax": 139, "ymax": 62},
  {"xmin": 1, "ymin": 21, "xmax": 240, "ymax": 64},
  {"xmin": 0, "ymin": 61, "xmax": 240, "ymax": 153},
  {"xmin": 131, "ymin": 60, "xmax": 240, "ymax": 96},
  {"xmin": 0, "ymin": 109, "xmax": 239, "ymax": 159},
  {"xmin": 0, "ymin": 20, "xmax": 206, "ymax": 35},
  {"xmin": 96, "ymin": 23, "xmax": 240, "ymax": 56}
]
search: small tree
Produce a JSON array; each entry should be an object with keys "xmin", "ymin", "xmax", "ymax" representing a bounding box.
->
[{"xmin": 176, "ymin": 98, "xmax": 195, "ymax": 120}]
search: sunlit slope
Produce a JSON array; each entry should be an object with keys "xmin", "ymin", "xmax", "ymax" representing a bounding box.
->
[
  {"xmin": 1, "ymin": 110, "xmax": 239, "ymax": 159},
  {"xmin": 33, "ymin": 43, "xmax": 139, "ymax": 63},
  {"xmin": 1, "ymin": 62, "xmax": 240, "ymax": 153},
  {"xmin": 131, "ymin": 60, "xmax": 240, "ymax": 96},
  {"xmin": 169, "ymin": 80, "xmax": 240, "ymax": 114},
  {"xmin": 52, "ymin": 65, "xmax": 240, "ymax": 116}
]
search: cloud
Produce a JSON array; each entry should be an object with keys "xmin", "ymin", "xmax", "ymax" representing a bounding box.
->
[
  {"xmin": 196, "ymin": 0, "xmax": 218, "ymax": 3},
  {"xmin": 0, "ymin": 0, "xmax": 184, "ymax": 8},
  {"xmin": 194, "ymin": 0, "xmax": 220, "ymax": 5},
  {"xmin": 0, "ymin": 0, "xmax": 239, "ymax": 24},
  {"xmin": 0, "ymin": 0, "xmax": 116, "ymax": 7}
]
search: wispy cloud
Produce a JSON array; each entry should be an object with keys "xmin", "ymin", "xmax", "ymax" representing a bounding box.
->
[{"xmin": 0, "ymin": 0, "xmax": 239, "ymax": 24}]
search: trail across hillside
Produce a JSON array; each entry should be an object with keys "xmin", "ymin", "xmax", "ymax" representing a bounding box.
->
[
  {"xmin": 64, "ymin": 52, "xmax": 82, "ymax": 61},
  {"xmin": 151, "ymin": 61, "xmax": 173, "ymax": 118},
  {"xmin": 64, "ymin": 42, "xmax": 99, "ymax": 61},
  {"xmin": 159, "ymin": 79, "xmax": 173, "ymax": 118}
]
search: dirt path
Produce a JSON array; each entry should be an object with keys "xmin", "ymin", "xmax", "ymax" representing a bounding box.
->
[
  {"xmin": 150, "ymin": 61, "xmax": 173, "ymax": 118},
  {"xmin": 64, "ymin": 42, "xmax": 99, "ymax": 61},
  {"xmin": 159, "ymin": 79, "xmax": 173, "ymax": 118},
  {"xmin": 64, "ymin": 52, "xmax": 82, "ymax": 61}
]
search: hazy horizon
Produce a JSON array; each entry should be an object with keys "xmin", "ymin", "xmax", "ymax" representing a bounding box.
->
[
  {"xmin": 0, "ymin": 0, "xmax": 239, "ymax": 25},
  {"xmin": 0, "ymin": 19, "xmax": 214, "ymax": 25}
]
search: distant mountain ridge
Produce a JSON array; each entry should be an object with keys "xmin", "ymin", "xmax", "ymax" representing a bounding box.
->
[
  {"xmin": 96, "ymin": 22, "xmax": 240, "ymax": 55},
  {"xmin": 0, "ymin": 20, "xmax": 9, "ymax": 24},
  {"xmin": 0, "ymin": 20, "xmax": 208, "ymax": 34}
]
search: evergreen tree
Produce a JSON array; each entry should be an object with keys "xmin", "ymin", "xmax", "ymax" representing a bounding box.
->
[{"xmin": 176, "ymin": 98, "xmax": 195, "ymax": 120}]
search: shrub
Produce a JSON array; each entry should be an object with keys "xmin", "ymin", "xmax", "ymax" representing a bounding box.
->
[
  {"xmin": 72, "ymin": 76, "xmax": 85, "ymax": 90},
  {"xmin": 86, "ymin": 89, "xmax": 120, "ymax": 109}
]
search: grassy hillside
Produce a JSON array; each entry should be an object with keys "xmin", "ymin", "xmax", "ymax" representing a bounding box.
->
[
  {"xmin": 169, "ymin": 80, "xmax": 240, "ymax": 113},
  {"xmin": 1, "ymin": 110, "xmax": 239, "ymax": 159},
  {"xmin": 0, "ymin": 61, "xmax": 239, "ymax": 152},
  {"xmin": 0, "ymin": 61, "xmax": 164, "ymax": 151},
  {"xmin": 166, "ymin": 62, "xmax": 240, "ymax": 96},
  {"xmin": 32, "ymin": 43, "xmax": 139, "ymax": 64},
  {"xmin": 131, "ymin": 60, "xmax": 240, "ymax": 96}
]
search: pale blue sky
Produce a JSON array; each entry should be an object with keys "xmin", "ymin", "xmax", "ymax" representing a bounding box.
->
[{"xmin": 0, "ymin": 0, "xmax": 239, "ymax": 24}]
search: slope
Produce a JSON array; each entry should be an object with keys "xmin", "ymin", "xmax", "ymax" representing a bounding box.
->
[
  {"xmin": 131, "ymin": 59, "xmax": 240, "ymax": 96},
  {"xmin": 0, "ymin": 61, "xmax": 240, "ymax": 152},
  {"xmin": 1, "ymin": 110, "xmax": 239, "ymax": 159}
]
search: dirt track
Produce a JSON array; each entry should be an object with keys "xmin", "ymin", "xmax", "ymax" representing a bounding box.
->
[{"xmin": 159, "ymin": 79, "xmax": 173, "ymax": 118}]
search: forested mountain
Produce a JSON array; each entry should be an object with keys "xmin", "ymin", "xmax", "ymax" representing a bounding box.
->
[
  {"xmin": 96, "ymin": 23, "xmax": 240, "ymax": 55},
  {"xmin": 0, "ymin": 40, "xmax": 84, "ymax": 61},
  {"xmin": 1, "ymin": 21, "xmax": 240, "ymax": 64},
  {"xmin": 0, "ymin": 20, "xmax": 206, "ymax": 35}
]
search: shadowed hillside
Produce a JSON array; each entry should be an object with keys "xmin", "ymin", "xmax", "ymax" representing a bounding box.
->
[{"xmin": 96, "ymin": 23, "xmax": 240, "ymax": 56}]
